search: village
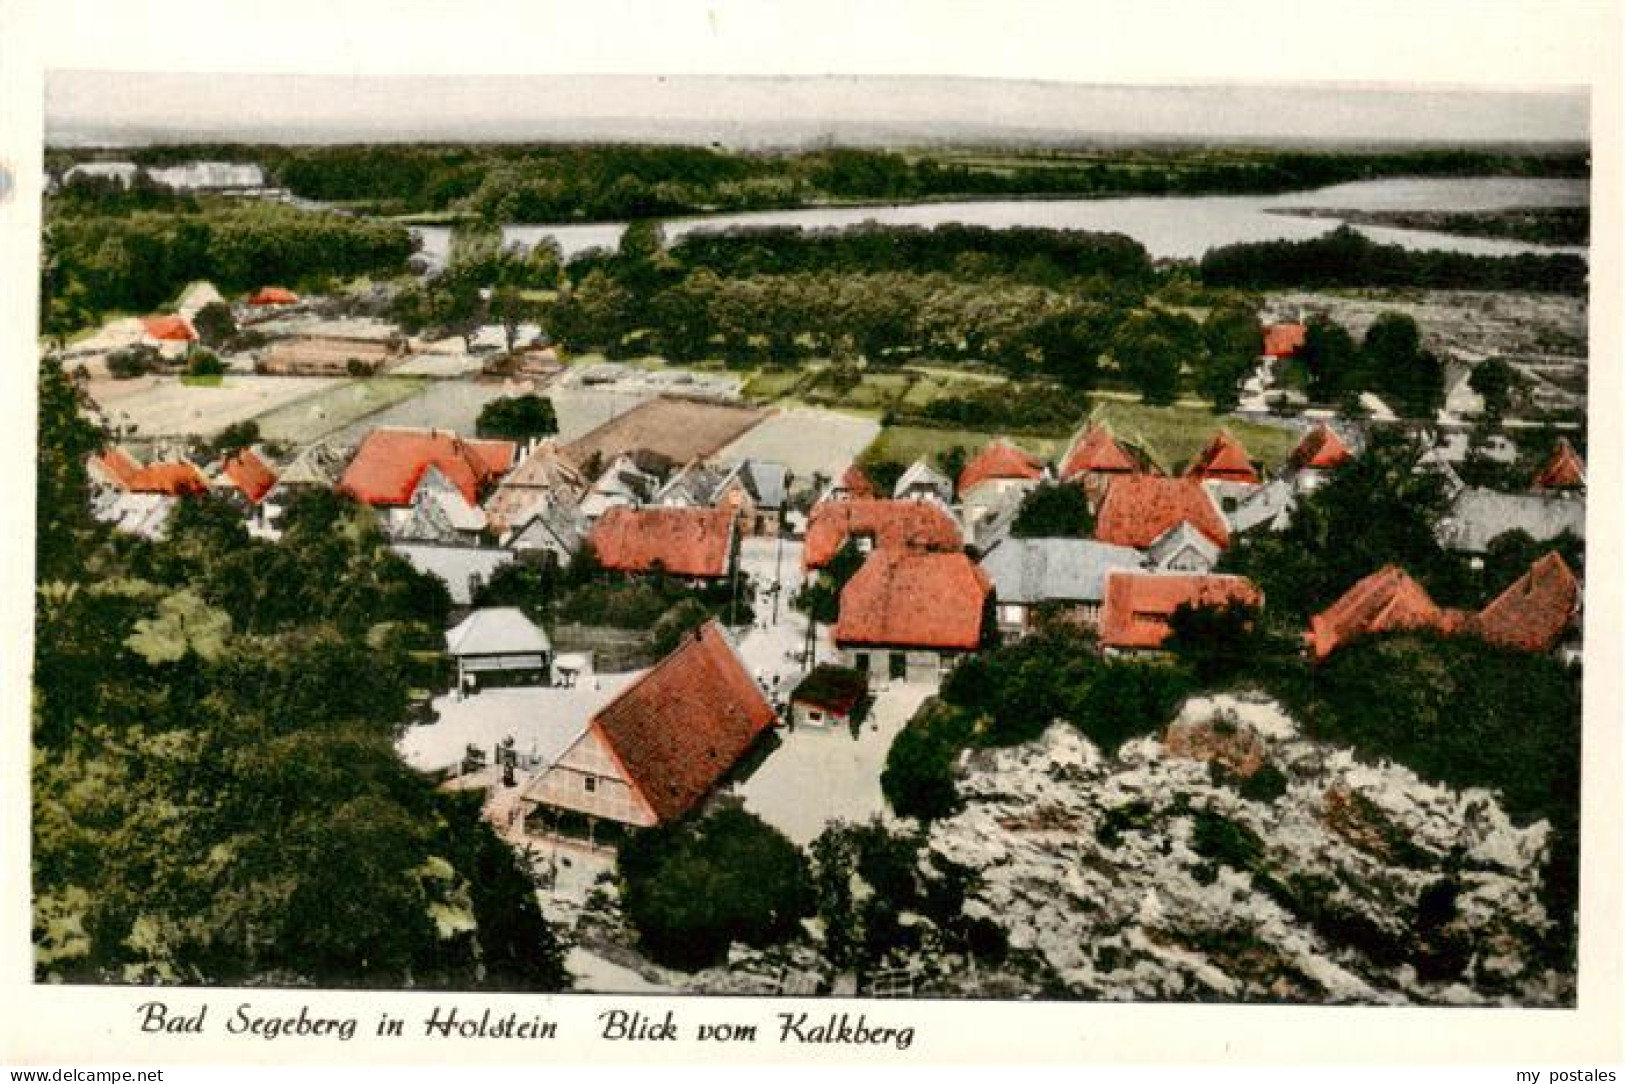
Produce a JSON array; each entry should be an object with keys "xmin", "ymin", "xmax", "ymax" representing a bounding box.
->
[{"xmin": 51, "ymin": 231, "xmax": 1589, "ymax": 996}]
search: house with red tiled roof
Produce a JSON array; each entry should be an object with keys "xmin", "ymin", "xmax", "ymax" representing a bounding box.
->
[
  {"xmin": 128, "ymin": 460, "xmax": 211, "ymax": 497},
  {"xmin": 88, "ymin": 447, "xmax": 143, "ymax": 490},
  {"xmin": 1531, "ymin": 438, "xmax": 1585, "ymax": 491},
  {"xmin": 803, "ymin": 498, "xmax": 963, "ymax": 570},
  {"xmin": 1094, "ymin": 475, "xmax": 1229, "ymax": 552},
  {"xmin": 521, "ymin": 621, "xmax": 775, "ymax": 836},
  {"xmin": 339, "ymin": 427, "xmax": 516, "ymax": 511},
  {"xmin": 833, "ymin": 548, "xmax": 991, "ymax": 685},
  {"xmin": 588, "ymin": 505, "xmax": 739, "ymax": 580},
  {"xmin": 1059, "ymin": 423, "xmax": 1139, "ymax": 484},
  {"xmin": 1288, "ymin": 423, "xmax": 1353, "ymax": 478},
  {"xmin": 212, "ymin": 447, "xmax": 278, "ymax": 506},
  {"xmin": 1099, "ymin": 572, "xmax": 1262, "ymax": 654},
  {"xmin": 139, "ymin": 314, "xmax": 198, "ymax": 361},
  {"xmin": 1306, "ymin": 566, "xmax": 1468, "ymax": 661},
  {"xmin": 248, "ymin": 286, "xmax": 299, "ymax": 307},
  {"xmin": 959, "ymin": 438, "xmax": 1046, "ymax": 536},
  {"xmin": 1263, "ymin": 322, "xmax": 1307, "ymax": 360},
  {"xmin": 1185, "ymin": 430, "xmax": 1260, "ymax": 486},
  {"xmin": 822, "ymin": 463, "xmax": 877, "ymax": 502},
  {"xmin": 1467, "ymin": 552, "xmax": 1581, "ymax": 655}
]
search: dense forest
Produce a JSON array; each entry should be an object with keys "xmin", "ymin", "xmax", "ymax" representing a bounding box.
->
[
  {"xmin": 32, "ymin": 358, "xmax": 567, "ymax": 988},
  {"xmin": 50, "ymin": 143, "xmax": 1589, "ymax": 222}
]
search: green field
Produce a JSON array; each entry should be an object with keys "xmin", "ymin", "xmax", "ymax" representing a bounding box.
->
[
  {"xmin": 253, "ymin": 376, "xmax": 427, "ymax": 443},
  {"xmin": 1086, "ymin": 398, "xmax": 1299, "ymax": 472},
  {"xmin": 865, "ymin": 425, "xmax": 1065, "ymax": 467}
]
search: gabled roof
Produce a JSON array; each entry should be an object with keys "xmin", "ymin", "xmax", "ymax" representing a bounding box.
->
[
  {"xmin": 894, "ymin": 458, "xmax": 952, "ymax": 498},
  {"xmin": 1146, "ymin": 520, "xmax": 1222, "ymax": 571},
  {"xmin": 89, "ymin": 447, "xmax": 143, "ymax": 489},
  {"xmin": 1532, "ymin": 438, "xmax": 1586, "ymax": 490},
  {"xmin": 1263, "ymin": 322, "xmax": 1307, "ymax": 359},
  {"xmin": 1184, "ymin": 430, "xmax": 1260, "ymax": 484},
  {"xmin": 1100, "ymin": 572, "xmax": 1262, "ymax": 651},
  {"xmin": 510, "ymin": 499, "xmax": 587, "ymax": 556},
  {"xmin": 140, "ymin": 314, "xmax": 197, "ymax": 342},
  {"xmin": 790, "ymin": 665, "xmax": 870, "ymax": 715},
  {"xmin": 249, "ymin": 286, "xmax": 299, "ymax": 306},
  {"xmin": 271, "ymin": 442, "xmax": 347, "ymax": 489},
  {"xmin": 1306, "ymin": 566, "xmax": 1465, "ymax": 661},
  {"xmin": 831, "ymin": 463, "xmax": 877, "ymax": 500},
  {"xmin": 588, "ymin": 506, "xmax": 737, "ymax": 578},
  {"xmin": 389, "ymin": 543, "xmax": 515, "ymax": 606},
  {"xmin": 1060, "ymin": 423, "xmax": 1138, "ymax": 481},
  {"xmin": 959, "ymin": 439, "xmax": 1044, "ymax": 496},
  {"xmin": 338, "ymin": 428, "xmax": 516, "ymax": 507},
  {"xmin": 1094, "ymin": 475, "xmax": 1229, "ymax": 551},
  {"xmin": 129, "ymin": 460, "xmax": 210, "ymax": 497},
  {"xmin": 219, "ymin": 447, "xmax": 278, "ymax": 504},
  {"xmin": 445, "ymin": 607, "xmax": 552, "ymax": 657},
  {"xmin": 1227, "ymin": 477, "xmax": 1297, "ymax": 535},
  {"xmin": 656, "ymin": 460, "xmax": 730, "ymax": 508},
  {"xmin": 978, "ymin": 537, "xmax": 1143, "ymax": 605},
  {"xmin": 803, "ymin": 498, "xmax": 963, "ymax": 569},
  {"xmin": 1288, "ymin": 423, "xmax": 1352, "ymax": 472},
  {"xmin": 720, "ymin": 459, "xmax": 789, "ymax": 509},
  {"xmin": 483, "ymin": 439, "xmax": 589, "ymax": 534},
  {"xmin": 1468, "ymin": 552, "xmax": 1581, "ymax": 654},
  {"xmin": 589, "ymin": 621, "xmax": 775, "ymax": 824},
  {"xmin": 834, "ymin": 549, "xmax": 990, "ymax": 651}
]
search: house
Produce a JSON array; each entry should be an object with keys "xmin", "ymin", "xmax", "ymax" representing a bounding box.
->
[
  {"xmin": 588, "ymin": 506, "xmax": 739, "ymax": 580},
  {"xmin": 788, "ymin": 666, "xmax": 870, "ymax": 729},
  {"xmin": 88, "ymin": 447, "xmax": 143, "ymax": 491},
  {"xmin": 802, "ymin": 498, "xmax": 963, "ymax": 570},
  {"xmin": 445, "ymin": 607, "xmax": 554, "ymax": 692},
  {"xmin": 833, "ymin": 549, "xmax": 991, "ymax": 685},
  {"xmin": 1093, "ymin": 475, "xmax": 1229, "ymax": 552},
  {"xmin": 1058, "ymin": 423, "xmax": 1139, "ymax": 486},
  {"xmin": 1440, "ymin": 362, "xmax": 1486, "ymax": 421},
  {"xmin": 146, "ymin": 161, "xmax": 268, "ymax": 192},
  {"xmin": 1185, "ymin": 430, "xmax": 1260, "ymax": 486},
  {"xmin": 978, "ymin": 536, "xmax": 1143, "ymax": 637},
  {"xmin": 506, "ymin": 500, "xmax": 588, "ymax": 566},
  {"xmin": 128, "ymin": 460, "xmax": 211, "ymax": 498},
  {"xmin": 713, "ymin": 459, "xmax": 790, "ymax": 538},
  {"xmin": 176, "ymin": 282, "xmax": 225, "ymax": 320},
  {"xmin": 578, "ymin": 454, "xmax": 660, "ymax": 522},
  {"xmin": 258, "ymin": 332, "xmax": 405, "ymax": 375},
  {"xmin": 248, "ymin": 286, "xmax": 300, "ymax": 308},
  {"xmin": 822, "ymin": 463, "xmax": 877, "ymax": 502},
  {"xmin": 1467, "ymin": 552, "xmax": 1581, "ymax": 655},
  {"xmin": 394, "ymin": 465, "xmax": 490, "ymax": 544},
  {"xmin": 521, "ymin": 621, "xmax": 776, "ymax": 836},
  {"xmin": 958, "ymin": 439, "xmax": 1044, "ymax": 535},
  {"xmin": 894, "ymin": 458, "xmax": 954, "ymax": 504},
  {"xmin": 1145, "ymin": 520, "xmax": 1222, "ymax": 574},
  {"xmin": 1262, "ymin": 322, "xmax": 1307, "ymax": 360},
  {"xmin": 210, "ymin": 447, "xmax": 279, "ymax": 527},
  {"xmin": 654, "ymin": 460, "xmax": 730, "ymax": 510},
  {"xmin": 1306, "ymin": 566, "xmax": 1466, "ymax": 661},
  {"xmin": 1531, "ymin": 438, "xmax": 1585, "ymax": 491},
  {"xmin": 63, "ymin": 161, "xmax": 140, "ymax": 188},
  {"xmin": 1286, "ymin": 423, "xmax": 1352, "ymax": 488},
  {"xmin": 139, "ymin": 314, "xmax": 198, "ymax": 360},
  {"xmin": 483, "ymin": 439, "xmax": 589, "ymax": 537},
  {"xmin": 261, "ymin": 442, "xmax": 347, "ymax": 526},
  {"xmin": 90, "ymin": 491, "xmax": 176, "ymax": 540},
  {"xmin": 390, "ymin": 543, "xmax": 515, "ymax": 607},
  {"xmin": 1226, "ymin": 478, "xmax": 1297, "ymax": 536},
  {"xmin": 1099, "ymin": 572, "xmax": 1262, "ymax": 654},
  {"xmin": 1437, "ymin": 487, "xmax": 1586, "ymax": 555},
  {"xmin": 339, "ymin": 427, "xmax": 516, "ymax": 510}
]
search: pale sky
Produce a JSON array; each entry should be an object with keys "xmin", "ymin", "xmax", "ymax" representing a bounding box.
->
[{"xmin": 45, "ymin": 73, "xmax": 1590, "ymax": 148}]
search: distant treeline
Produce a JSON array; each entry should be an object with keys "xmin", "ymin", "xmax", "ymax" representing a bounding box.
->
[
  {"xmin": 52, "ymin": 143, "xmax": 1590, "ymax": 223},
  {"xmin": 1198, "ymin": 226, "xmax": 1588, "ymax": 294}
]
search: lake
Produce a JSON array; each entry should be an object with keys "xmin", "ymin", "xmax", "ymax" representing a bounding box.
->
[{"xmin": 411, "ymin": 176, "xmax": 1589, "ymax": 268}]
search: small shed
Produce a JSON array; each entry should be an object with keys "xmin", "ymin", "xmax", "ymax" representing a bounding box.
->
[
  {"xmin": 445, "ymin": 607, "xmax": 553, "ymax": 691},
  {"xmin": 789, "ymin": 666, "xmax": 870, "ymax": 728}
]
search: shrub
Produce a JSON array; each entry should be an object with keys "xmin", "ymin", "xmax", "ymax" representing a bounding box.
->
[
  {"xmin": 617, "ymin": 806, "xmax": 811, "ymax": 971},
  {"xmin": 186, "ymin": 348, "xmax": 224, "ymax": 377},
  {"xmin": 880, "ymin": 699, "xmax": 976, "ymax": 821},
  {"xmin": 106, "ymin": 343, "xmax": 159, "ymax": 379}
]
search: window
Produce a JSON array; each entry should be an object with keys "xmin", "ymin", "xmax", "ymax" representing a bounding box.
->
[
  {"xmin": 583, "ymin": 776, "xmax": 597, "ymax": 793},
  {"xmin": 855, "ymin": 653, "xmax": 870, "ymax": 673},
  {"xmin": 889, "ymin": 653, "xmax": 907, "ymax": 680},
  {"xmin": 808, "ymin": 710, "xmax": 823, "ymax": 722}
]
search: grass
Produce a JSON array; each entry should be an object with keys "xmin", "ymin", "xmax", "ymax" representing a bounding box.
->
[
  {"xmin": 865, "ymin": 425, "xmax": 1065, "ymax": 466},
  {"xmin": 1086, "ymin": 398, "xmax": 1299, "ymax": 472},
  {"xmin": 252, "ymin": 376, "xmax": 427, "ymax": 443},
  {"xmin": 180, "ymin": 373, "xmax": 224, "ymax": 388}
]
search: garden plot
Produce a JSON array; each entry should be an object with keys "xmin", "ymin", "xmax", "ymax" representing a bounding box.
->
[
  {"xmin": 713, "ymin": 408, "xmax": 881, "ymax": 482},
  {"xmin": 323, "ymin": 380, "xmax": 513, "ymax": 445},
  {"xmin": 90, "ymin": 374, "xmax": 341, "ymax": 440},
  {"xmin": 563, "ymin": 396, "xmax": 766, "ymax": 468},
  {"xmin": 550, "ymin": 387, "xmax": 661, "ymax": 444},
  {"xmin": 253, "ymin": 376, "xmax": 427, "ymax": 444}
]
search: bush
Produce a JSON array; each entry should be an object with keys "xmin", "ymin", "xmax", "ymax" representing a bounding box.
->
[
  {"xmin": 186, "ymin": 348, "xmax": 224, "ymax": 377},
  {"xmin": 617, "ymin": 806, "xmax": 811, "ymax": 970},
  {"xmin": 106, "ymin": 343, "xmax": 159, "ymax": 379},
  {"xmin": 880, "ymin": 699, "xmax": 976, "ymax": 821}
]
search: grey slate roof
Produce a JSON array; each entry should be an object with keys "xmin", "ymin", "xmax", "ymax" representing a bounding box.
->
[
  {"xmin": 1437, "ymin": 487, "xmax": 1586, "ymax": 554},
  {"xmin": 730, "ymin": 459, "xmax": 789, "ymax": 509},
  {"xmin": 1227, "ymin": 478, "xmax": 1297, "ymax": 535},
  {"xmin": 390, "ymin": 543, "xmax": 516, "ymax": 605},
  {"xmin": 446, "ymin": 607, "xmax": 552, "ymax": 657},
  {"xmin": 979, "ymin": 537, "xmax": 1144, "ymax": 606},
  {"xmin": 1146, "ymin": 520, "xmax": 1222, "ymax": 571}
]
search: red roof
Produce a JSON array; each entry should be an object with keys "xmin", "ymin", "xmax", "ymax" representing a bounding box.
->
[
  {"xmin": 589, "ymin": 506, "xmax": 737, "ymax": 578},
  {"xmin": 1094, "ymin": 475, "xmax": 1229, "ymax": 550},
  {"xmin": 590, "ymin": 621, "xmax": 775, "ymax": 824},
  {"xmin": 90, "ymin": 447, "xmax": 143, "ymax": 488},
  {"xmin": 1306, "ymin": 566, "xmax": 1466, "ymax": 661},
  {"xmin": 249, "ymin": 286, "xmax": 300, "ymax": 306},
  {"xmin": 1185, "ymin": 430, "xmax": 1260, "ymax": 484},
  {"xmin": 1288, "ymin": 423, "xmax": 1352, "ymax": 472},
  {"xmin": 338, "ymin": 428, "xmax": 516, "ymax": 506},
  {"xmin": 1468, "ymin": 552, "xmax": 1580, "ymax": 654},
  {"xmin": 1100, "ymin": 572, "xmax": 1262, "ymax": 651},
  {"xmin": 834, "ymin": 549, "xmax": 991, "ymax": 651},
  {"xmin": 1532, "ymin": 438, "xmax": 1585, "ymax": 490},
  {"xmin": 141, "ymin": 314, "xmax": 197, "ymax": 342},
  {"xmin": 1060, "ymin": 424, "xmax": 1138, "ymax": 481},
  {"xmin": 959, "ymin": 439, "xmax": 1043, "ymax": 495},
  {"xmin": 1263, "ymin": 322, "xmax": 1306, "ymax": 359},
  {"xmin": 837, "ymin": 464, "xmax": 877, "ymax": 499},
  {"xmin": 129, "ymin": 461, "xmax": 210, "ymax": 497},
  {"xmin": 220, "ymin": 448, "xmax": 278, "ymax": 504},
  {"xmin": 803, "ymin": 498, "xmax": 963, "ymax": 570}
]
